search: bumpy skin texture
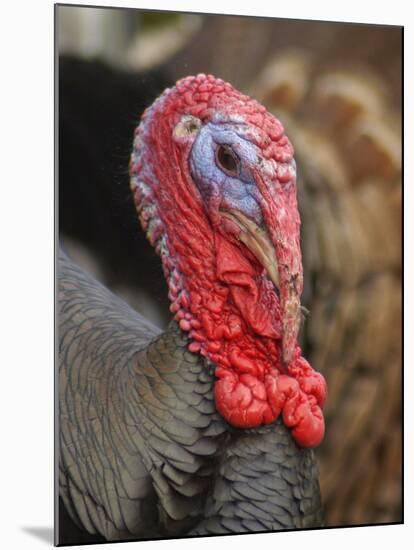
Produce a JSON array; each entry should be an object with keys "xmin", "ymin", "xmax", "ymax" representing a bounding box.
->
[
  {"xmin": 58, "ymin": 250, "xmax": 323, "ymax": 541},
  {"xmin": 130, "ymin": 74, "xmax": 327, "ymax": 447}
]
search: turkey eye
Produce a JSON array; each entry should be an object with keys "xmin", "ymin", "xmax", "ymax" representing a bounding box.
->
[{"xmin": 216, "ymin": 145, "xmax": 240, "ymax": 176}]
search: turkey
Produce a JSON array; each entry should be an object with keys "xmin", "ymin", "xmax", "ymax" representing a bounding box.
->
[{"xmin": 58, "ymin": 74, "xmax": 327, "ymax": 544}]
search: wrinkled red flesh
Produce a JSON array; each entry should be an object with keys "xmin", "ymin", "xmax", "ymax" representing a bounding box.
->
[{"xmin": 130, "ymin": 74, "xmax": 327, "ymax": 448}]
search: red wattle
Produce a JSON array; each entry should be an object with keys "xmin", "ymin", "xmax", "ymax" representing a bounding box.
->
[
  {"xmin": 215, "ymin": 233, "xmax": 281, "ymax": 339},
  {"xmin": 215, "ymin": 354, "xmax": 326, "ymax": 447}
]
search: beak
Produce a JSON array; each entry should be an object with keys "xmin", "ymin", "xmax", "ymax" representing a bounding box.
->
[
  {"xmin": 221, "ymin": 210, "xmax": 280, "ymax": 290},
  {"xmin": 221, "ymin": 169, "xmax": 303, "ymax": 367}
]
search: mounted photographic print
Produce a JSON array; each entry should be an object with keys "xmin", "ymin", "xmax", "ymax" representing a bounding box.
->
[{"xmin": 55, "ymin": 3, "xmax": 403, "ymax": 546}]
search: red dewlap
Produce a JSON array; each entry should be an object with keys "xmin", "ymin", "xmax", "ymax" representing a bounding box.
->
[{"xmin": 214, "ymin": 344, "xmax": 326, "ymax": 447}]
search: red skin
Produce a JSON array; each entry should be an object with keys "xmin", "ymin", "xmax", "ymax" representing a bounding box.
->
[{"xmin": 130, "ymin": 74, "xmax": 327, "ymax": 448}]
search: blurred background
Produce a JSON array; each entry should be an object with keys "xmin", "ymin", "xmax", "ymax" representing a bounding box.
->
[{"xmin": 57, "ymin": 4, "xmax": 402, "ymax": 529}]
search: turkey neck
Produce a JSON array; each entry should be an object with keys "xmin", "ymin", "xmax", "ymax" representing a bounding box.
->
[{"xmin": 58, "ymin": 250, "xmax": 324, "ymax": 537}]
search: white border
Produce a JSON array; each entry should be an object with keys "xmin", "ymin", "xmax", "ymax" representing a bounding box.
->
[{"xmin": 1, "ymin": 1, "xmax": 410, "ymax": 549}]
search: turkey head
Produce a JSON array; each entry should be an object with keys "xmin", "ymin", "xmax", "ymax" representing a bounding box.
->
[{"xmin": 130, "ymin": 74, "xmax": 327, "ymax": 447}]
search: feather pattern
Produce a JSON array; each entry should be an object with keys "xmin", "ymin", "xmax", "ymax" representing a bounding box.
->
[
  {"xmin": 58, "ymin": 249, "xmax": 227, "ymax": 540},
  {"xmin": 58, "ymin": 249, "xmax": 323, "ymax": 541}
]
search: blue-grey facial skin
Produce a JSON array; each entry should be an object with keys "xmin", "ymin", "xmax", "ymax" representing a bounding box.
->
[{"xmin": 190, "ymin": 120, "xmax": 264, "ymax": 226}]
